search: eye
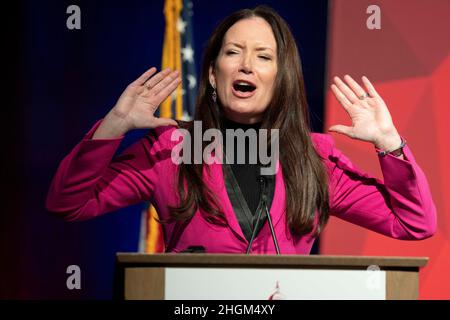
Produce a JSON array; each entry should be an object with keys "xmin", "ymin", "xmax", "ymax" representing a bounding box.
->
[
  {"xmin": 226, "ymin": 50, "xmax": 238, "ymax": 55},
  {"xmin": 258, "ymin": 55, "xmax": 271, "ymax": 60}
]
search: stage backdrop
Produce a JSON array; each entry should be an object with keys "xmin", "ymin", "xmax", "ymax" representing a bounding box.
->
[{"xmin": 322, "ymin": 0, "xmax": 450, "ymax": 299}]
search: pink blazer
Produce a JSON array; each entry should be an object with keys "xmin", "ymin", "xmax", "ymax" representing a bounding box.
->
[{"xmin": 46, "ymin": 119, "xmax": 437, "ymax": 254}]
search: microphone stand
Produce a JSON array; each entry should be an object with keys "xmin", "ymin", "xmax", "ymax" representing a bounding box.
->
[
  {"xmin": 265, "ymin": 202, "xmax": 280, "ymax": 254},
  {"xmin": 246, "ymin": 176, "xmax": 280, "ymax": 254}
]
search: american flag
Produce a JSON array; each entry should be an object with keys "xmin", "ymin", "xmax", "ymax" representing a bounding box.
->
[
  {"xmin": 179, "ymin": 0, "xmax": 198, "ymax": 119},
  {"xmin": 139, "ymin": 0, "xmax": 198, "ymax": 253},
  {"xmin": 158, "ymin": 0, "xmax": 198, "ymax": 121}
]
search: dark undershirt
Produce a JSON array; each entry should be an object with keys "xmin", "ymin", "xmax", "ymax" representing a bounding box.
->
[{"xmin": 221, "ymin": 117, "xmax": 263, "ymax": 215}]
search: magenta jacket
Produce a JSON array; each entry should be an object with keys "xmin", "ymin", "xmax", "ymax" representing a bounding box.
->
[{"xmin": 46, "ymin": 120, "xmax": 437, "ymax": 254}]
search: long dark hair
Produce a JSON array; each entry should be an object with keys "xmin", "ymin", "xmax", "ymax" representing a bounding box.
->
[{"xmin": 168, "ymin": 5, "xmax": 329, "ymax": 237}]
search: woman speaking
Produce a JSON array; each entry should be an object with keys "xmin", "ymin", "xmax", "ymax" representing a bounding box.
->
[{"xmin": 46, "ymin": 6, "xmax": 436, "ymax": 254}]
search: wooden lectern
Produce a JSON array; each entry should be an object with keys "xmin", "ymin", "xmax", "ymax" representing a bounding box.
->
[{"xmin": 114, "ymin": 253, "xmax": 427, "ymax": 300}]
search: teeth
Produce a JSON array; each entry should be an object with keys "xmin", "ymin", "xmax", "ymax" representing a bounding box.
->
[{"xmin": 235, "ymin": 81, "xmax": 254, "ymax": 87}]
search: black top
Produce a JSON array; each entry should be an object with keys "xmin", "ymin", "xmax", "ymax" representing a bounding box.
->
[
  {"xmin": 219, "ymin": 116, "xmax": 276, "ymax": 242},
  {"xmin": 221, "ymin": 117, "xmax": 264, "ymax": 215}
]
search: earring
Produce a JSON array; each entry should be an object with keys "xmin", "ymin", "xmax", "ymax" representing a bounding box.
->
[{"xmin": 212, "ymin": 87, "xmax": 217, "ymax": 103}]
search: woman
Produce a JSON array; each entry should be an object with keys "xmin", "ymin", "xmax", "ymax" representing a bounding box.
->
[{"xmin": 46, "ymin": 6, "xmax": 436, "ymax": 254}]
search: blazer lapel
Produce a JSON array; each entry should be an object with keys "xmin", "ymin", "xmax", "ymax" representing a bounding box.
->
[
  {"xmin": 205, "ymin": 161, "xmax": 248, "ymax": 243},
  {"xmin": 204, "ymin": 159, "xmax": 285, "ymax": 243}
]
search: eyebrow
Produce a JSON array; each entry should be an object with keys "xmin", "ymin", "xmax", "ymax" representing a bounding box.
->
[{"xmin": 224, "ymin": 42, "xmax": 275, "ymax": 53}]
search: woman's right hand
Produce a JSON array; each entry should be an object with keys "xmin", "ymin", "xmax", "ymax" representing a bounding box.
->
[{"xmin": 93, "ymin": 67, "xmax": 181, "ymax": 139}]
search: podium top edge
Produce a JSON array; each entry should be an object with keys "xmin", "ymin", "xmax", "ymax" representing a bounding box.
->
[{"xmin": 115, "ymin": 253, "xmax": 428, "ymax": 269}]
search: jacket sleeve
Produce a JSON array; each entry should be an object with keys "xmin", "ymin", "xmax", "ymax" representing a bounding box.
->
[
  {"xmin": 326, "ymin": 135, "xmax": 437, "ymax": 240},
  {"xmin": 45, "ymin": 119, "xmax": 175, "ymax": 222}
]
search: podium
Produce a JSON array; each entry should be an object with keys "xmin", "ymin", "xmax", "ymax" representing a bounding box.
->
[{"xmin": 114, "ymin": 253, "xmax": 427, "ymax": 300}]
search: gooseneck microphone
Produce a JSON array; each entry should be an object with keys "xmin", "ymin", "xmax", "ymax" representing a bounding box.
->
[
  {"xmin": 246, "ymin": 199, "xmax": 264, "ymax": 254},
  {"xmin": 265, "ymin": 199, "xmax": 280, "ymax": 254},
  {"xmin": 246, "ymin": 176, "xmax": 280, "ymax": 254}
]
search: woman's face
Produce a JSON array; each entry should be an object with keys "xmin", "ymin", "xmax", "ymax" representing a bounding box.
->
[{"xmin": 209, "ymin": 17, "xmax": 278, "ymax": 124}]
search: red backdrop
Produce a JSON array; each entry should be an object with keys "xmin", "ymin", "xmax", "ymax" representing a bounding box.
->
[{"xmin": 322, "ymin": 0, "xmax": 450, "ymax": 299}]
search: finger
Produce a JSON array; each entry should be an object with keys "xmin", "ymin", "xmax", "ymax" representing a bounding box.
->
[
  {"xmin": 334, "ymin": 76, "xmax": 359, "ymax": 103},
  {"xmin": 362, "ymin": 76, "xmax": 379, "ymax": 98},
  {"xmin": 153, "ymin": 117, "xmax": 179, "ymax": 127},
  {"xmin": 328, "ymin": 124, "xmax": 354, "ymax": 138},
  {"xmin": 155, "ymin": 76, "xmax": 182, "ymax": 101},
  {"xmin": 152, "ymin": 70, "xmax": 180, "ymax": 96},
  {"xmin": 331, "ymin": 84, "xmax": 352, "ymax": 112},
  {"xmin": 143, "ymin": 68, "xmax": 172, "ymax": 89},
  {"xmin": 344, "ymin": 74, "xmax": 367, "ymax": 99},
  {"xmin": 132, "ymin": 67, "xmax": 157, "ymax": 86}
]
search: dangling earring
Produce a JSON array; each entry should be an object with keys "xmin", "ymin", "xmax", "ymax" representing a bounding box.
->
[{"xmin": 212, "ymin": 86, "xmax": 217, "ymax": 103}]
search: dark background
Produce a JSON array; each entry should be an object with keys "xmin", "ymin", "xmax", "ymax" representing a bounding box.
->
[{"xmin": 2, "ymin": 0, "xmax": 328, "ymax": 299}]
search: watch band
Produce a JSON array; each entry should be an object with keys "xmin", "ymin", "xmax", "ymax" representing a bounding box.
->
[{"xmin": 377, "ymin": 138, "xmax": 406, "ymax": 157}]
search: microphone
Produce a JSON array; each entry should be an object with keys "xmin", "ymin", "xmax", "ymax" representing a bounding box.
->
[
  {"xmin": 181, "ymin": 246, "xmax": 206, "ymax": 253},
  {"xmin": 264, "ymin": 196, "xmax": 280, "ymax": 254},
  {"xmin": 246, "ymin": 175, "xmax": 280, "ymax": 254}
]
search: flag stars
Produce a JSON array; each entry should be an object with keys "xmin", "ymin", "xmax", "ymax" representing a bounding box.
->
[
  {"xmin": 186, "ymin": 74, "xmax": 197, "ymax": 89},
  {"xmin": 181, "ymin": 45, "xmax": 194, "ymax": 63},
  {"xmin": 187, "ymin": 1, "xmax": 194, "ymax": 16},
  {"xmin": 177, "ymin": 18, "xmax": 187, "ymax": 34},
  {"xmin": 181, "ymin": 110, "xmax": 192, "ymax": 121}
]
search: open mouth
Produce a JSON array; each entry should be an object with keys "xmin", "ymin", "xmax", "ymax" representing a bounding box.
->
[{"xmin": 232, "ymin": 80, "xmax": 257, "ymax": 93}]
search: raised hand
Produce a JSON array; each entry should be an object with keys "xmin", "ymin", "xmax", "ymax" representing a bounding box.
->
[
  {"xmin": 93, "ymin": 67, "xmax": 181, "ymax": 139},
  {"xmin": 329, "ymin": 75, "xmax": 402, "ymax": 151}
]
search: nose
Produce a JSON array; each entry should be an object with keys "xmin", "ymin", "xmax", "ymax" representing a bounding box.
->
[{"xmin": 239, "ymin": 53, "xmax": 253, "ymax": 74}]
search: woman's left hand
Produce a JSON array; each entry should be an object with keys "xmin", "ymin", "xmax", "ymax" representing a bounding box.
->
[{"xmin": 329, "ymin": 75, "xmax": 402, "ymax": 151}]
